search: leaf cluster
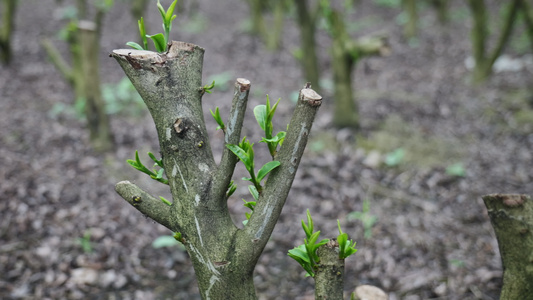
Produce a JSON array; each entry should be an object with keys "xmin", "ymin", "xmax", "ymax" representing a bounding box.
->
[
  {"xmin": 288, "ymin": 211, "xmax": 358, "ymax": 277},
  {"xmin": 214, "ymin": 95, "xmax": 285, "ymax": 224},
  {"xmin": 254, "ymin": 95, "xmax": 286, "ymax": 159},
  {"xmin": 127, "ymin": 150, "xmax": 168, "ymax": 185},
  {"xmin": 288, "ymin": 210, "xmax": 329, "ymax": 277},
  {"xmin": 210, "ymin": 105, "xmax": 225, "ymax": 132},
  {"xmin": 226, "ymin": 138, "xmax": 280, "ymax": 194},
  {"xmin": 337, "ymin": 220, "xmax": 357, "ymax": 259},
  {"xmin": 127, "ymin": 0, "xmax": 178, "ymax": 52}
]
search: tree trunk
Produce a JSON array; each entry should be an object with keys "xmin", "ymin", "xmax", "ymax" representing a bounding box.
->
[
  {"xmin": 111, "ymin": 41, "xmax": 322, "ymax": 299},
  {"xmin": 332, "ymin": 43, "xmax": 358, "ymax": 128},
  {"xmin": 328, "ymin": 10, "xmax": 389, "ymax": 128},
  {"xmin": 78, "ymin": 21, "xmax": 113, "ymax": 152},
  {"xmin": 402, "ymin": 0, "xmax": 417, "ymax": 39},
  {"xmin": 0, "ymin": 0, "xmax": 17, "ymax": 64},
  {"xmin": 247, "ymin": 0, "xmax": 284, "ymax": 50},
  {"xmin": 467, "ymin": 0, "xmax": 520, "ymax": 83},
  {"xmin": 482, "ymin": 194, "xmax": 533, "ymax": 300},
  {"xmin": 294, "ymin": 0, "xmax": 320, "ymax": 91},
  {"xmin": 42, "ymin": 2, "xmax": 113, "ymax": 152},
  {"xmin": 315, "ymin": 239, "xmax": 344, "ymax": 300}
]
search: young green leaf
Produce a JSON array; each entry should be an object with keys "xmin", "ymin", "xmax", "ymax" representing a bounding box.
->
[
  {"xmin": 156, "ymin": 0, "xmax": 167, "ymax": 22},
  {"xmin": 165, "ymin": 0, "xmax": 178, "ymax": 24},
  {"xmin": 226, "ymin": 180, "xmax": 237, "ymax": 198},
  {"xmin": 138, "ymin": 17, "xmax": 148, "ymax": 50},
  {"xmin": 155, "ymin": 168, "xmax": 165, "ymax": 179},
  {"xmin": 254, "ymin": 104, "xmax": 267, "ymax": 131},
  {"xmin": 306, "ymin": 209, "xmax": 314, "ymax": 237},
  {"xmin": 257, "ymin": 160, "xmax": 281, "ymax": 182},
  {"xmin": 147, "ymin": 33, "xmax": 166, "ymax": 52},
  {"xmin": 337, "ymin": 220, "xmax": 358, "ymax": 259},
  {"xmin": 126, "ymin": 41, "xmax": 144, "ymax": 50},
  {"xmin": 267, "ymin": 97, "xmax": 281, "ymax": 124},
  {"xmin": 242, "ymin": 199, "xmax": 256, "ymax": 211},
  {"xmin": 203, "ymin": 80, "xmax": 216, "ymax": 94},
  {"xmin": 260, "ymin": 131, "xmax": 286, "ymax": 145},
  {"xmin": 226, "ymin": 144, "xmax": 251, "ymax": 167},
  {"xmin": 248, "ymin": 185, "xmax": 259, "ymax": 201},
  {"xmin": 338, "ymin": 232, "xmax": 348, "ymax": 258},
  {"xmin": 288, "ymin": 245, "xmax": 311, "ymax": 263},
  {"xmin": 210, "ymin": 106, "xmax": 225, "ymax": 131},
  {"xmin": 302, "ymin": 219, "xmax": 312, "ymax": 240}
]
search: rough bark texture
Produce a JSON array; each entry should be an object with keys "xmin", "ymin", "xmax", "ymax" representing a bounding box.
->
[
  {"xmin": 315, "ymin": 239, "xmax": 344, "ymax": 300},
  {"xmin": 111, "ymin": 41, "xmax": 322, "ymax": 299},
  {"xmin": 482, "ymin": 194, "xmax": 533, "ymax": 300},
  {"xmin": 0, "ymin": 0, "xmax": 17, "ymax": 64}
]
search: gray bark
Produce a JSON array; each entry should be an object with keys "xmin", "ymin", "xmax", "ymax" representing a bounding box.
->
[
  {"xmin": 111, "ymin": 41, "xmax": 322, "ymax": 299},
  {"xmin": 482, "ymin": 194, "xmax": 533, "ymax": 300},
  {"xmin": 315, "ymin": 239, "xmax": 344, "ymax": 300}
]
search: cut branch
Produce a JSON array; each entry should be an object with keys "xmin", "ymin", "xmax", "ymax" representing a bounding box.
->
[
  {"xmin": 235, "ymin": 86, "xmax": 322, "ymax": 267},
  {"xmin": 115, "ymin": 180, "xmax": 174, "ymax": 231},
  {"xmin": 482, "ymin": 194, "xmax": 533, "ymax": 300},
  {"xmin": 210, "ymin": 78, "xmax": 251, "ymax": 206},
  {"xmin": 111, "ymin": 42, "xmax": 216, "ymax": 201},
  {"xmin": 315, "ymin": 239, "xmax": 344, "ymax": 300}
]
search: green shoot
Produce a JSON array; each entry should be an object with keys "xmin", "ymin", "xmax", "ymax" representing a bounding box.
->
[
  {"xmin": 226, "ymin": 138, "xmax": 281, "ymax": 193},
  {"xmin": 337, "ymin": 220, "xmax": 358, "ymax": 259},
  {"xmin": 254, "ymin": 95, "xmax": 286, "ymax": 159},
  {"xmin": 127, "ymin": 150, "xmax": 169, "ymax": 185},
  {"xmin": 210, "ymin": 106, "xmax": 226, "ymax": 131},
  {"xmin": 146, "ymin": 33, "xmax": 166, "ymax": 52},
  {"xmin": 126, "ymin": 0, "xmax": 178, "ymax": 52},
  {"xmin": 203, "ymin": 80, "xmax": 216, "ymax": 94},
  {"xmin": 157, "ymin": 0, "xmax": 178, "ymax": 45},
  {"xmin": 226, "ymin": 180, "xmax": 237, "ymax": 198},
  {"xmin": 214, "ymin": 94, "xmax": 285, "ymax": 225},
  {"xmin": 242, "ymin": 185, "xmax": 259, "ymax": 225},
  {"xmin": 288, "ymin": 210, "xmax": 329, "ymax": 277},
  {"xmin": 126, "ymin": 17, "xmax": 148, "ymax": 50}
]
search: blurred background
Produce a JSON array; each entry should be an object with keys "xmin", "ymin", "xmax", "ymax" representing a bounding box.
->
[{"xmin": 1, "ymin": 0, "xmax": 532, "ymax": 299}]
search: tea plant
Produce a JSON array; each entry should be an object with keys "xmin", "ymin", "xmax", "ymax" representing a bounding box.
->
[{"xmin": 127, "ymin": 0, "xmax": 178, "ymax": 52}]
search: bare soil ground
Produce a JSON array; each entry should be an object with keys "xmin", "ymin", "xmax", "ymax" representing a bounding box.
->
[{"xmin": 1, "ymin": 0, "xmax": 533, "ymax": 299}]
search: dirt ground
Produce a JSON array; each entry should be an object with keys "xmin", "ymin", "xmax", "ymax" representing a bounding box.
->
[{"xmin": 2, "ymin": 0, "xmax": 533, "ymax": 299}]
